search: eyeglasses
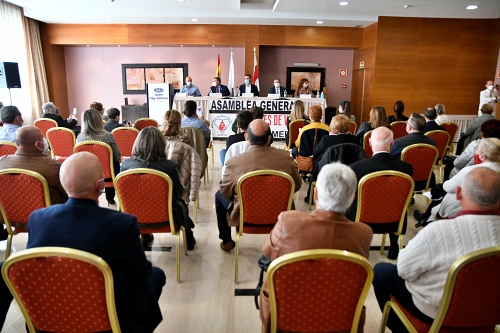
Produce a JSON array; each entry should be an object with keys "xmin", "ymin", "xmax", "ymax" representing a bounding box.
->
[{"xmin": 406, "ymin": 121, "xmax": 414, "ymax": 130}]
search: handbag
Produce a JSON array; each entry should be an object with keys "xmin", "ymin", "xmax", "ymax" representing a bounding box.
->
[{"xmin": 296, "ymin": 128, "xmax": 319, "ymax": 173}]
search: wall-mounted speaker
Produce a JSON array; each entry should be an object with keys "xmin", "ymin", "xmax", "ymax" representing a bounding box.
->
[{"xmin": 0, "ymin": 62, "xmax": 21, "ymax": 89}]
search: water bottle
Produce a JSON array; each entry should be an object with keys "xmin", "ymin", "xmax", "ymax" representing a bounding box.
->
[
  {"xmin": 317, "ymin": 90, "xmax": 320, "ymax": 98},
  {"xmin": 320, "ymin": 92, "xmax": 324, "ymax": 99},
  {"xmin": 283, "ymin": 89, "xmax": 287, "ymax": 97}
]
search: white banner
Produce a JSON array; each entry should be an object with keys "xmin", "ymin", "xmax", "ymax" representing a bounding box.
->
[{"xmin": 147, "ymin": 83, "xmax": 170, "ymax": 125}]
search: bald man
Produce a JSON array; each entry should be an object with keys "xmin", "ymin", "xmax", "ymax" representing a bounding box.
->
[
  {"xmin": 374, "ymin": 167, "xmax": 500, "ymax": 332},
  {"xmin": 0, "ymin": 125, "xmax": 67, "ymax": 206},
  {"xmin": 216, "ymin": 119, "xmax": 302, "ymax": 251},
  {"xmin": 346, "ymin": 127, "xmax": 413, "ymax": 260},
  {"xmin": 27, "ymin": 152, "xmax": 166, "ymax": 333},
  {"xmin": 179, "ymin": 75, "xmax": 202, "ymax": 96}
]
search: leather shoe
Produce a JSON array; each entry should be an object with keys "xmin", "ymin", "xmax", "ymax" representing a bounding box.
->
[
  {"xmin": 141, "ymin": 233, "xmax": 154, "ymax": 247},
  {"xmin": 107, "ymin": 198, "xmax": 116, "ymax": 206},
  {"xmin": 415, "ymin": 219, "xmax": 428, "ymax": 228},
  {"xmin": 413, "ymin": 210, "xmax": 425, "ymax": 220},
  {"xmin": 220, "ymin": 240, "xmax": 235, "ymax": 251},
  {"xmin": 387, "ymin": 246, "xmax": 399, "ymax": 260},
  {"xmin": 186, "ymin": 229, "xmax": 196, "ymax": 251}
]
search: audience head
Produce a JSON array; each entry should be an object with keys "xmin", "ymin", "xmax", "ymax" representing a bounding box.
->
[
  {"xmin": 60, "ymin": 152, "xmax": 104, "ymax": 202},
  {"xmin": 0, "ymin": 105, "xmax": 22, "ymax": 125},
  {"xmin": 476, "ymin": 137, "xmax": 500, "ymax": 163},
  {"xmin": 393, "ymin": 100, "xmax": 405, "ymax": 115},
  {"xmin": 298, "ymin": 78, "xmax": 309, "ymax": 89},
  {"xmin": 42, "ymin": 102, "xmax": 56, "ymax": 114},
  {"xmin": 424, "ymin": 107, "xmax": 437, "ymax": 120},
  {"xmin": 89, "ymin": 102, "xmax": 104, "ymax": 115},
  {"xmin": 132, "ymin": 127, "xmax": 166, "ymax": 164},
  {"xmin": 250, "ymin": 106, "xmax": 264, "ymax": 120},
  {"xmin": 369, "ymin": 106, "xmax": 388, "ymax": 128},
  {"xmin": 183, "ymin": 100, "xmax": 197, "ymax": 118},
  {"xmin": 407, "ymin": 113, "xmax": 425, "ymax": 132},
  {"xmin": 247, "ymin": 119, "xmax": 271, "ymax": 146},
  {"xmin": 369, "ymin": 127, "xmax": 393, "ymax": 153},
  {"xmin": 162, "ymin": 110, "xmax": 183, "ymax": 136},
  {"xmin": 309, "ymin": 105, "xmax": 322, "ymax": 122},
  {"xmin": 82, "ymin": 108, "xmax": 105, "ymax": 137},
  {"xmin": 435, "ymin": 103, "xmax": 446, "ymax": 116},
  {"xmin": 236, "ymin": 111, "xmax": 254, "ymax": 131},
  {"xmin": 481, "ymin": 119, "xmax": 500, "ymax": 139},
  {"xmin": 289, "ymin": 100, "xmax": 305, "ymax": 121},
  {"xmin": 329, "ymin": 115, "xmax": 350, "ymax": 134},
  {"xmin": 315, "ymin": 162, "xmax": 357, "ymax": 213},
  {"xmin": 15, "ymin": 126, "xmax": 44, "ymax": 151},
  {"xmin": 481, "ymin": 103, "xmax": 494, "ymax": 115},
  {"xmin": 456, "ymin": 167, "xmax": 500, "ymax": 211},
  {"xmin": 106, "ymin": 108, "xmax": 120, "ymax": 120},
  {"xmin": 338, "ymin": 100, "xmax": 352, "ymax": 118}
]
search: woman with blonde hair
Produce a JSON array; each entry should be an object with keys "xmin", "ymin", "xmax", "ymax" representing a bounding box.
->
[
  {"xmin": 285, "ymin": 100, "xmax": 309, "ymax": 148},
  {"xmin": 355, "ymin": 105, "xmax": 388, "ymax": 144},
  {"xmin": 77, "ymin": 108, "xmax": 121, "ymax": 204},
  {"xmin": 121, "ymin": 127, "xmax": 196, "ymax": 249},
  {"xmin": 162, "ymin": 110, "xmax": 193, "ymax": 147},
  {"xmin": 435, "ymin": 103, "xmax": 451, "ymax": 124},
  {"xmin": 313, "ymin": 115, "xmax": 360, "ymax": 161}
]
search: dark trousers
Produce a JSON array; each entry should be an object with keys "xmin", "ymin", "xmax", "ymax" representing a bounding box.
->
[
  {"xmin": 215, "ymin": 190, "xmax": 232, "ymax": 242},
  {"xmin": 373, "ymin": 263, "xmax": 434, "ymax": 332}
]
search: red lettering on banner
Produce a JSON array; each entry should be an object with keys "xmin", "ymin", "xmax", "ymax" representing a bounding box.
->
[{"xmin": 263, "ymin": 114, "xmax": 272, "ymax": 125}]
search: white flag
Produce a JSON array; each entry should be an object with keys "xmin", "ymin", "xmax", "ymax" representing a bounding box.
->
[{"xmin": 228, "ymin": 51, "xmax": 235, "ymax": 93}]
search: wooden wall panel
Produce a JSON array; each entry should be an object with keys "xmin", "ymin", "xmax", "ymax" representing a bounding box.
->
[{"xmin": 45, "ymin": 24, "xmax": 128, "ymax": 45}]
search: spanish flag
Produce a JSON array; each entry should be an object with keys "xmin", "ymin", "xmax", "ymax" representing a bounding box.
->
[{"xmin": 215, "ymin": 52, "xmax": 221, "ymax": 78}]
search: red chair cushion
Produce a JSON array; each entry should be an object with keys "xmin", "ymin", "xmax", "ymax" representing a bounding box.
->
[
  {"xmin": 403, "ymin": 147, "xmax": 437, "ymax": 182},
  {"xmin": 47, "ymin": 130, "xmax": 74, "ymax": 159}
]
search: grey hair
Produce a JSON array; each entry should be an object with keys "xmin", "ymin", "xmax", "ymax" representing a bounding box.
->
[
  {"xmin": 462, "ymin": 167, "xmax": 500, "ymax": 207},
  {"xmin": 316, "ymin": 162, "xmax": 357, "ymax": 213},
  {"xmin": 42, "ymin": 102, "xmax": 55, "ymax": 114}
]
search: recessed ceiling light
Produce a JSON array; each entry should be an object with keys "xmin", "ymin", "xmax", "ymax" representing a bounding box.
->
[
  {"xmin": 177, "ymin": 0, "xmax": 185, "ymax": 1},
  {"xmin": 192, "ymin": 18, "xmax": 198, "ymax": 22},
  {"xmin": 316, "ymin": 20, "xmax": 323, "ymax": 24},
  {"xmin": 149, "ymin": 45, "xmax": 152, "ymax": 47},
  {"xmin": 105, "ymin": 18, "xmax": 113, "ymax": 22},
  {"xmin": 339, "ymin": 1, "xmax": 349, "ymax": 5},
  {"xmin": 466, "ymin": 4, "xmax": 478, "ymax": 9},
  {"xmin": 181, "ymin": 45, "xmax": 184, "ymax": 47},
  {"xmin": 117, "ymin": 45, "xmax": 121, "ymax": 47}
]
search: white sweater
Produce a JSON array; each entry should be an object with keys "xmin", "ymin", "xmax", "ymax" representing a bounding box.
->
[{"xmin": 397, "ymin": 213, "xmax": 500, "ymax": 318}]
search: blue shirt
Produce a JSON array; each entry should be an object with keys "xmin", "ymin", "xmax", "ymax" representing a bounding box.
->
[
  {"xmin": 0, "ymin": 123, "xmax": 21, "ymax": 142},
  {"xmin": 179, "ymin": 85, "xmax": 202, "ymax": 97},
  {"xmin": 182, "ymin": 116, "xmax": 211, "ymax": 145}
]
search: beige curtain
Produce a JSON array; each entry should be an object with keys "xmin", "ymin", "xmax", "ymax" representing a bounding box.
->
[{"xmin": 23, "ymin": 17, "xmax": 49, "ymax": 121}]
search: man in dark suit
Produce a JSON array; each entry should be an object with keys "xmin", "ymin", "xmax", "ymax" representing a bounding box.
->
[
  {"xmin": 26, "ymin": 152, "xmax": 166, "ymax": 333},
  {"xmin": 238, "ymin": 73, "xmax": 259, "ymax": 96},
  {"xmin": 267, "ymin": 78, "xmax": 285, "ymax": 97},
  {"xmin": 209, "ymin": 76, "xmax": 231, "ymax": 96},
  {"xmin": 346, "ymin": 127, "xmax": 413, "ymax": 260},
  {"xmin": 41, "ymin": 102, "xmax": 77, "ymax": 129},
  {"xmin": 389, "ymin": 113, "xmax": 436, "ymax": 159},
  {"xmin": 104, "ymin": 107, "xmax": 125, "ymax": 132},
  {"xmin": 423, "ymin": 107, "xmax": 445, "ymax": 133}
]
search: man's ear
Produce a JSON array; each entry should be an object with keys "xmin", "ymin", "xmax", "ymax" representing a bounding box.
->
[
  {"xmin": 456, "ymin": 186, "xmax": 462, "ymax": 201},
  {"xmin": 314, "ymin": 187, "xmax": 318, "ymax": 202}
]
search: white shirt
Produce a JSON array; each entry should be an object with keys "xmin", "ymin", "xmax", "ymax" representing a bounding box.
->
[
  {"xmin": 478, "ymin": 88, "xmax": 498, "ymax": 116},
  {"xmin": 435, "ymin": 114, "xmax": 451, "ymax": 124},
  {"xmin": 221, "ymin": 141, "xmax": 249, "ymax": 174}
]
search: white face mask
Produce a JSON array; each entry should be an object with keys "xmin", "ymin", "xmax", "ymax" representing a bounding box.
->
[
  {"xmin": 244, "ymin": 79, "xmax": 250, "ymax": 85},
  {"xmin": 186, "ymin": 81, "xmax": 192, "ymax": 86},
  {"xmin": 274, "ymin": 83, "xmax": 280, "ymax": 88},
  {"xmin": 487, "ymin": 85, "xmax": 493, "ymax": 90},
  {"xmin": 212, "ymin": 82, "xmax": 217, "ymax": 87},
  {"xmin": 303, "ymin": 83, "xmax": 308, "ymax": 88},
  {"xmin": 338, "ymin": 107, "xmax": 344, "ymax": 113}
]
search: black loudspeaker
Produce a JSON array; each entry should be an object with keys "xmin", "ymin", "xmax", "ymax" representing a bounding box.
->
[
  {"xmin": 0, "ymin": 62, "xmax": 21, "ymax": 89},
  {"xmin": 324, "ymin": 106, "xmax": 336, "ymax": 125}
]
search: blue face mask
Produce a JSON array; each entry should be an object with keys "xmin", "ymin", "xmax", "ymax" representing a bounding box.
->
[
  {"xmin": 186, "ymin": 81, "xmax": 192, "ymax": 86},
  {"xmin": 244, "ymin": 79, "xmax": 250, "ymax": 85}
]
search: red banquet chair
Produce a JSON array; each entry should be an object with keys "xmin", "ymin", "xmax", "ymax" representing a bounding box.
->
[
  {"xmin": 440, "ymin": 122, "xmax": 459, "ymax": 155},
  {"xmin": 349, "ymin": 121, "xmax": 358, "ymax": 134},
  {"xmin": 363, "ymin": 130, "xmax": 374, "ymax": 158},
  {"xmin": 425, "ymin": 130, "xmax": 450, "ymax": 182},
  {"xmin": 111, "ymin": 127, "xmax": 139, "ymax": 162},
  {"xmin": 134, "ymin": 118, "xmax": 158, "ymax": 131},
  {"xmin": 46, "ymin": 127, "xmax": 76, "ymax": 162},
  {"xmin": 114, "ymin": 168, "xmax": 187, "ymax": 283},
  {"xmin": 34, "ymin": 118, "xmax": 58, "ymax": 138},
  {"xmin": 379, "ymin": 246, "xmax": 500, "ymax": 333},
  {"xmin": 267, "ymin": 249, "xmax": 373, "ymax": 333},
  {"xmin": 401, "ymin": 144, "xmax": 439, "ymax": 193},
  {"xmin": 2, "ymin": 247, "xmax": 121, "ymax": 333},
  {"xmin": 235, "ymin": 170, "xmax": 295, "ymax": 284},
  {"xmin": 0, "ymin": 141, "xmax": 17, "ymax": 157},
  {"xmin": 390, "ymin": 121, "xmax": 407, "ymax": 140},
  {"xmin": 0, "ymin": 168, "xmax": 51, "ymax": 259},
  {"xmin": 286, "ymin": 119, "xmax": 310, "ymax": 149}
]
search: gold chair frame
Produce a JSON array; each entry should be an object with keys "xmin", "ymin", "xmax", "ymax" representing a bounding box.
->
[
  {"xmin": 114, "ymin": 168, "xmax": 187, "ymax": 283},
  {"xmin": 268, "ymin": 249, "xmax": 374, "ymax": 333},
  {"xmin": 363, "ymin": 130, "xmax": 374, "ymax": 158},
  {"xmin": 74, "ymin": 140, "xmax": 116, "ymax": 186},
  {"xmin": 401, "ymin": 143, "xmax": 439, "ymax": 193},
  {"xmin": 349, "ymin": 120, "xmax": 358, "ymax": 134},
  {"xmin": 235, "ymin": 170, "xmax": 295, "ymax": 284},
  {"xmin": 0, "ymin": 168, "xmax": 51, "ymax": 259},
  {"xmin": 355, "ymin": 171, "xmax": 415, "ymax": 253},
  {"xmin": 34, "ymin": 118, "xmax": 58, "ymax": 138},
  {"xmin": 2, "ymin": 247, "xmax": 122, "ymax": 333},
  {"xmin": 46, "ymin": 127, "xmax": 76, "ymax": 160},
  {"xmin": 425, "ymin": 130, "xmax": 450, "ymax": 183},
  {"xmin": 379, "ymin": 246, "xmax": 500, "ymax": 333},
  {"xmin": 134, "ymin": 117, "xmax": 158, "ymax": 130}
]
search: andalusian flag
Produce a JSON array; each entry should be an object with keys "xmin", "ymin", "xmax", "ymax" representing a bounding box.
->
[
  {"xmin": 253, "ymin": 47, "xmax": 259, "ymax": 90},
  {"xmin": 215, "ymin": 52, "xmax": 221, "ymax": 78}
]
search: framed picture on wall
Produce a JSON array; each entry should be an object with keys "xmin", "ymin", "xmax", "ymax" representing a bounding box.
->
[
  {"xmin": 286, "ymin": 67, "xmax": 325, "ymax": 95},
  {"xmin": 122, "ymin": 63, "xmax": 188, "ymax": 94}
]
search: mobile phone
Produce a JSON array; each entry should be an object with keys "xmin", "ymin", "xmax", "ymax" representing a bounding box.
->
[{"xmin": 196, "ymin": 107, "xmax": 203, "ymax": 118}]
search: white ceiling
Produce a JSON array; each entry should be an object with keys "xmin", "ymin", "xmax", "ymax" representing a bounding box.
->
[{"xmin": 6, "ymin": 0, "xmax": 500, "ymax": 27}]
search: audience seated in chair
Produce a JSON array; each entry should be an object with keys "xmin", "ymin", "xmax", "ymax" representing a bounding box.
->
[
  {"xmin": 104, "ymin": 107, "xmax": 126, "ymax": 132},
  {"xmin": 181, "ymin": 100, "xmax": 211, "ymax": 147},
  {"xmin": 387, "ymin": 100, "xmax": 408, "ymax": 124},
  {"xmin": 0, "ymin": 106, "xmax": 23, "ymax": 143},
  {"xmin": 259, "ymin": 163, "xmax": 373, "ymax": 333},
  {"xmin": 373, "ymin": 166, "xmax": 500, "ymax": 333},
  {"xmin": 355, "ymin": 105, "xmax": 388, "ymax": 145},
  {"xmin": 42, "ymin": 102, "xmax": 77, "ymax": 129},
  {"xmin": 291, "ymin": 105, "xmax": 329, "ymax": 159},
  {"xmin": 461, "ymin": 103, "xmax": 496, "ymax": 151},
  {"xmin": 346, "ymin": 127, "xmax": 412, "ymax": 259},
  {"xmin": 216, "ymin": 119, "xmax": 301, "ymax": 251},
  {"xmin": 423, "ymin": 107, "xmax": 445, "ymax": 133},
  {"xmin": 220, "ymin": 110, "xmax": 253, "ymax": 165},
  {"xmin": 162, "ymin": 110, "xmax": 193, "ymax": 147}
]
